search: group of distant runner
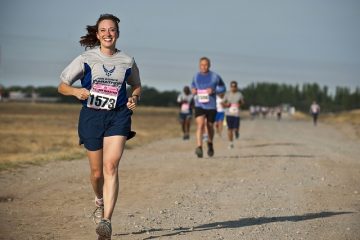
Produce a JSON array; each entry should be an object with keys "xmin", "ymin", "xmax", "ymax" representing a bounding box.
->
[
  {"xmin": 177, "ymin": 57, "xmax": 245, "ymax": 156},
  {"xmin": 177, "ymin": 57, "xmax": 322, "ymax": 158}
]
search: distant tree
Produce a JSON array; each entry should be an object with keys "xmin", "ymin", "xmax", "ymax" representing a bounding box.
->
[{"xmin": 2, "ymin": 83, "xmax": 359, "ymax": 111}]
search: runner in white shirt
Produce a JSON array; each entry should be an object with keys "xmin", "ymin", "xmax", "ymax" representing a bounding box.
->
[
  {"xmin": 215, "ymin": 91, "xmax": 226, "ymax": 137},
  {"xmin": 310, "ymin": 101, "xmax": 320, "ymax": 126},
  {"xmin": 177, "ymin": 86, "xmax": 194, "ymax": 140}
]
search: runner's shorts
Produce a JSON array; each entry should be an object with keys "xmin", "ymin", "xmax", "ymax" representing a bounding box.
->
[
  {"xmin": 226, "ymin": 116, "xmax": 240, "ymax": 129},
  {"xmin": 215, "ymin": 111, "xmax": 225, "ymax": 122},
  {"xmin": 78, "ymin": 106, "xmax": 133, "ymax": 151},
  {"xmin": 179, "ymin": 112, "xmax": 192, "ymax": 121},
  {"xmin": 194, "ymin": 107, "xmax": 217, "ymax": 123}
]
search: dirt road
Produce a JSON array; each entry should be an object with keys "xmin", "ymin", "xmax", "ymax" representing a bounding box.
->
[{"xmin": 1, "ymin": 118, "xmax": 359, "ymax": 239}]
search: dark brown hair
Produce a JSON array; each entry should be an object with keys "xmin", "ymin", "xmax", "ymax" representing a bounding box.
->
[
  {"xmin": 79, "ymin": 14, "xmax": 120, "ymax": 49},
  {"xmin": 199, "ymin": 56, "xmax": 211, "ymax": 67}
]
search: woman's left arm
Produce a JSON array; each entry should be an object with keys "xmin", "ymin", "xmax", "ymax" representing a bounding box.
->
[{"xmin": 127, "ymin": 84, "xmax": 141, "ymax": 111}]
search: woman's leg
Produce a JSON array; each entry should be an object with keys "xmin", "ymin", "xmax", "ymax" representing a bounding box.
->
[
  {"xmin": 87, "ymin": 149, "xmax": 104, "ymax": 200},
  {"xmin": 102, "ymin": 135, "xmax": 127, "ymax": 220}
]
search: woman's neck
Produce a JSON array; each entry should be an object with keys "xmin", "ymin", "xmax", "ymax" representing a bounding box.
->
[{"xmin": 100, "ymin": 46, "xmax": 117, "ymax": 56}]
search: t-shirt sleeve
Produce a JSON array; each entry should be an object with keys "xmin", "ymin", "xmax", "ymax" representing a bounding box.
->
[
  {"xmin": 177, "ymin": 94, "xmax": 182, "ymax": 103},
  {"xmin": 60, "ymin": 55, "xmax": 84, "ymax": 85},
  {"xmin": 217, "ymin": 76, "xmax": 225, "ymax": 86},
  {"xmin": 126, "ymin": 60, "xmax": 141, "ymax": 87},
  {"xmin": 191, "ymin": 75, "xmax": 197, "ymax": 89},
  {"xmin": 239, "ymin": 92, "xmax": 244, "ymax": 101}
]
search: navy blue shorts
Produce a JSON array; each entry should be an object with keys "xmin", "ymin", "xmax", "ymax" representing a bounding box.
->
[
  {"xmin": 78, "ymin": 106, "xmax": 133, "ymax": 151},
  {"xmin": 226, "ymin": 116, "xmax": 240, "ymax": 129}
]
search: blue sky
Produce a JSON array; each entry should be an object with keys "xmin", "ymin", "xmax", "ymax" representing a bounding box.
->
[{"xmin": 0, "ymin": 0, "xmax": 359, "ymax": 93}]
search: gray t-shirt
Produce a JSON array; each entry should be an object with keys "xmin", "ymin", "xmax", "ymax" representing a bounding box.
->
[
  {"xmin": 224, "ymin": 91, "xmax": 244, "ymax": 117},
  {"xmin": 177, "ymin": 93, "xmax": 193, "ymax": 114},
  {"xmin": 60, "ymin": 47, "xmax": 140, "ymax": 108}
]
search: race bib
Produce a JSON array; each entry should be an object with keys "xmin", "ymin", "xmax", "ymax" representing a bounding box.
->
[
  {"xmin": 181, "ymin": 103, "xmax": 190, "ymax": 113},
  {"xmin": 229, "ymin": 103, "xmax": 239, "ymax": 114},
  {"xmin": 87, "ymin": 83, "xmax": 118, "ymax": 110},
  {"xmin": 197, "ymin": 89, "xmax": 210, "ymax": 103}
]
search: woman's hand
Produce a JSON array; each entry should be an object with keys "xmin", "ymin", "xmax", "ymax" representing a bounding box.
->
[
  {"xmin": 127, "ymin": 96, "xmax": 138, "ymax": 111},
  {"xmin": 73, "ymin": 88, "xmax": 90, "ymax": 100}
]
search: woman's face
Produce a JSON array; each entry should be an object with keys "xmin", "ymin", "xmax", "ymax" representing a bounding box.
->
[{"xmin": 97, "ymin": 19, "xmax": 118, "ymax": 49}]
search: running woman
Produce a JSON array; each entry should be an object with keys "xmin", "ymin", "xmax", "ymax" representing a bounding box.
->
[
  {"xmin": 177, "ymin": 86, "xmax": 194, "ymax": 140},
  {"xmin": 58, "ymin": 14, "xmax": 141, "ymax": 240},
  {"xmin": 223, "ymin": 81, "xmax": 244, "ymax": 149},
  {"xmin": 310, "ymin": 101, "xmax": 320, "ymax": 126},
  {"xmin": 191, "ymin": 57, "xmax": 226, "ymax": 158}
]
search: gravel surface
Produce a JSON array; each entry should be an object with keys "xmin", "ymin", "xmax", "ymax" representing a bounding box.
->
[{"xmin": 0, "ymin": 118, "xmax": 359, "ymax": 239}]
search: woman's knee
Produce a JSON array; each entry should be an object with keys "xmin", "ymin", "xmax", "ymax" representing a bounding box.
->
[
  {"xmin": 103, "ymin": 163, "xmax": 119, "ymax": 176},
  {"xmin": 91, "ymin": 169, "xmax": 103, "ymax": 180}
]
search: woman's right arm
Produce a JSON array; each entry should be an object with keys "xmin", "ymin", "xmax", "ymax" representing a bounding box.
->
[
  {"xmin": 58, "ymin": 55, "xmax": 89, "ymax": 100},
  {"xmin": 58, "ymin": 82, "xmax": 89, "ymax": 100}
]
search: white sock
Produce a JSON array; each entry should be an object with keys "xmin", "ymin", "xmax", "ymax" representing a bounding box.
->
[{"xmin": 95, "ymin": 196, "xmax": 104, "ymax": 206}]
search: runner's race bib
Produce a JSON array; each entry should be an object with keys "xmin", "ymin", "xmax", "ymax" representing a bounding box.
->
[
  {"xmin": 181, "ymin": 102, "xmax": 190, "ymax": 114},
  {"xmin": 197, "ymin": 89, "xmax": 210, "ymax": 103},
  {"xmin": 229, "ymin": 103, "xmax": 239, "ymax": 114},
  {"xmin": 87, "ymin": 83, "xmax": 118, "ymax": 110}
]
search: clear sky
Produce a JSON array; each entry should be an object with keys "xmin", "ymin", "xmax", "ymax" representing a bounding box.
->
[{"xmin": 0, "ymin": 0, "xmax": 359, "ymax": 93}]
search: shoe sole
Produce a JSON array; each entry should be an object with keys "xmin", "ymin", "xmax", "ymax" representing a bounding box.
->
[{"xmin": 96, "ymin": 223, "xmax": 112, "ymax": 239}]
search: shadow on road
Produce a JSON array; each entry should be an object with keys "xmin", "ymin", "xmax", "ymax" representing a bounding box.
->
[
  {"xmin": 213, "ymin": 154, "xmax": 315, "ymax": 159},
  {"xmin": 114, "ymin": 211, "xmax": 353, "ymax": 239},
  {"xmin": 246, "ymin": 142, "xmax": 302, "ymax": 148}
]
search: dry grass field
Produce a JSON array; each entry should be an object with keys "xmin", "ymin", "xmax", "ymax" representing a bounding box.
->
[
  {"xmin": 0, "ymin": 102, "xmax": 179, "ymax": 170},
  {"xmin": 321, "ymin": 109, "xmax": 360, "ymax": 139}
]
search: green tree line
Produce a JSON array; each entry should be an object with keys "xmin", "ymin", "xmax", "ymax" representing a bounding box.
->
[
  {"xmin": 1, "ymin": 83, "xmax": 359, "ymax": 112},
  {"xmin": 242, "ymin": 82, "xmax": 360, "ymax": 112}
]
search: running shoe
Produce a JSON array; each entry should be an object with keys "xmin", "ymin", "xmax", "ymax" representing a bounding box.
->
[
  {"xmin": 92, "ymin": 205, "xmax": 104, "ymax": 224},
  {"xmin": 183, "ymin": 134, "xmax": 190, "ymax": 140},
  {"xmin": 207, "ymin": 142, "xmax": 214, "ymax": 157},
  {"xmin": 195, "ymin": 146, "xmax": 203, "ymax": 158},
  {"xmin": 228, "ymin": 143, "xmax": 234, "ymax": 149},
  {"xmin": 96, "ymin": 219, "xmax": 112, "ymax": 239}
]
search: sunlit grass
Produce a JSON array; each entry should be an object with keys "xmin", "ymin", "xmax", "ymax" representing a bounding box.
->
[{"xmin": 0, "ymin": 102, "xmax": 180, "ymax": 170}]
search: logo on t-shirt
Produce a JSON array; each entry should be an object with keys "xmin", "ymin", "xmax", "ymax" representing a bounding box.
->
[{"xmin": 103, "ymin": 65, "xmax": 116, "ymax": 76}]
